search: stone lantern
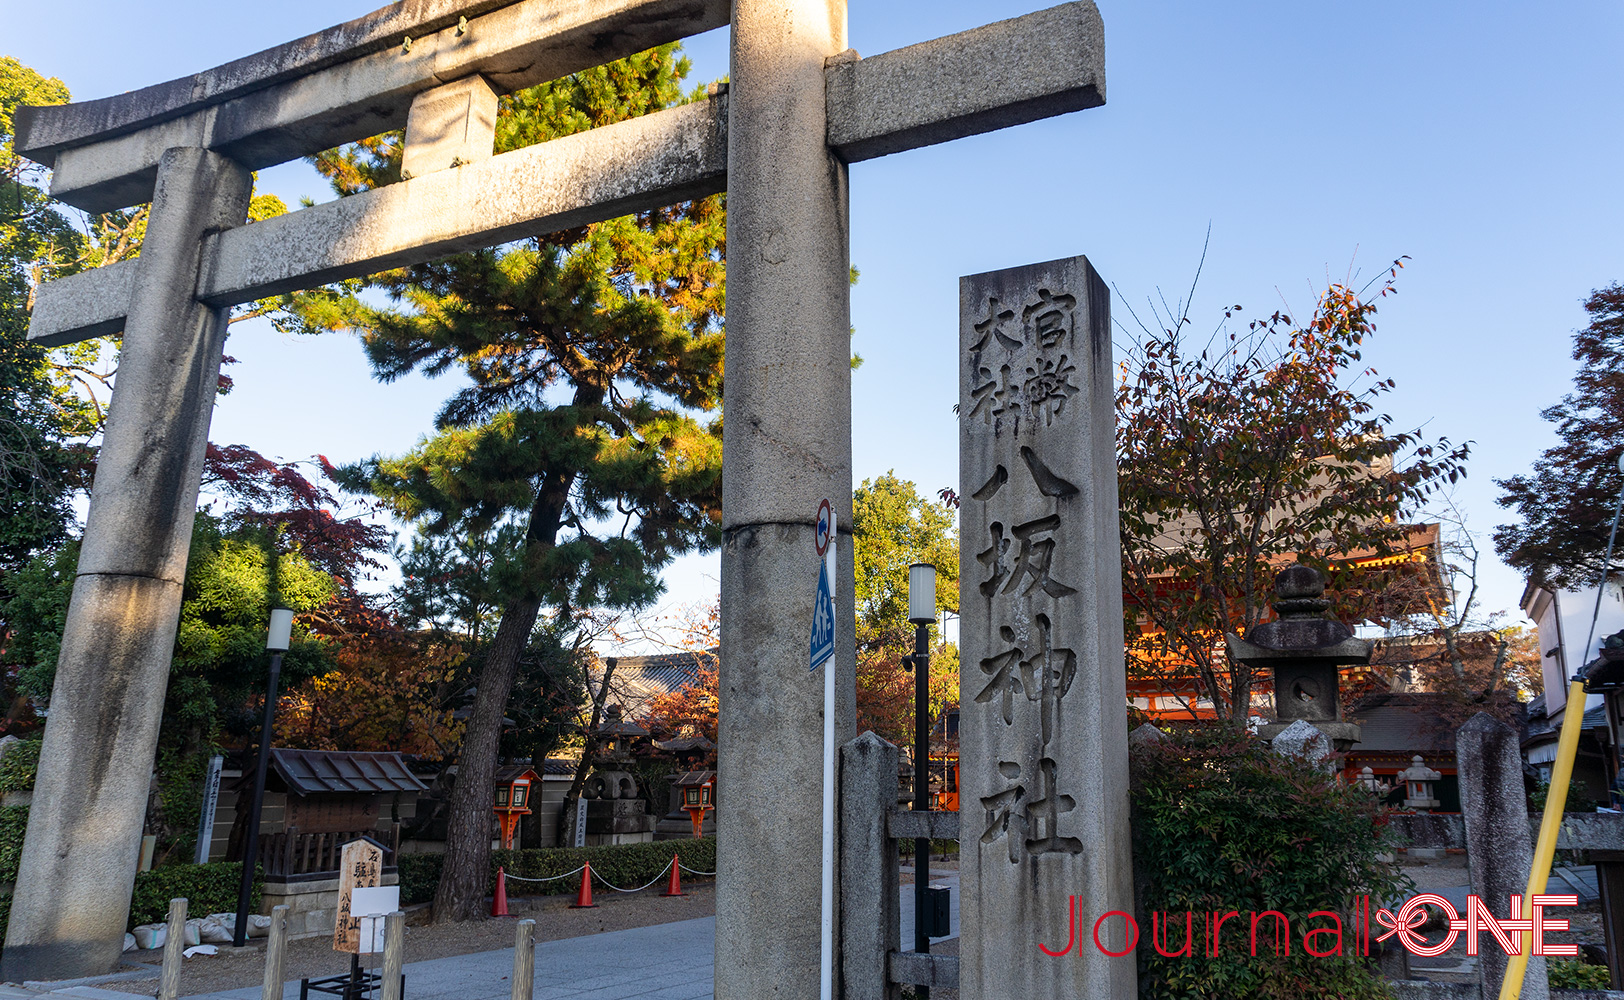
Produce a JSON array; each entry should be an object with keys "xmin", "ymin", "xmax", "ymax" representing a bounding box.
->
[
  {"xmin": 1356, "ymin": 766, "xmax": 1391, "ymax": 797},
  {"xmin": 1397, "ymin": 755, "xmax": 1443, "ymax": 811},
  {"xmin": 1225, "ymin": 564, "xmax": 1371, "ymax": 750}
]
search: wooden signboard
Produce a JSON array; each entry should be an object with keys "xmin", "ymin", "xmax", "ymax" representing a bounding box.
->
[{"xmin": 332, "ymin": 838, "xmax": 384, "ymax": 954}]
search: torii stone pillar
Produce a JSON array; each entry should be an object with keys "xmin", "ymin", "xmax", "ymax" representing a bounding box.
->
[
  {"xmin": 7, "ymin": 0, "xmax": 1106, "ymax": 984},
  {"xmin": 1, "ymin": 148, "xmax": 251, "ymax": 978},
  {"xmin": 718, "ymin": 3, "xmax": 856, "ymax": 998}
]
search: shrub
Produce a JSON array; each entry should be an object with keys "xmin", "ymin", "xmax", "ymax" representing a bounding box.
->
[
  {"xmin": 1549, "ymin": 958, "xmax": 1613, "ymax": 989},
  {"xmin": 128, "ymin": 862, "xmax": 261, "ymax": 929},
  {"xmin": 398, "ymin": 853, "xmax": 444, "ymax": 906},
  {"xmin": 0, "ymin": 806, "xmax": 27, "ymax": 883},
  {"xmin": 0, "ymin": 740, "xmax": 41, "ymax": 795},
  {"xmin": 1131, "ymin": 726, "xmax": 1412, "ymax": 1000}
]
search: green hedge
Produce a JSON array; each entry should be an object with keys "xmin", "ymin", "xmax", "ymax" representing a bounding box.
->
[
  {"xmin": 0, "ymin": 806, "xmax": 27, "ymax": 884},
  {"xmin": 398, "ymin": 854, "xmax": 443, "ymax": 907},
  {"xmin": 128, "ymin": 862, "xmax": 261, "ymax": 929},
  {"xmin": 0, "ymin": 740, "xmax": 41, "ymax": 795},
  {"xmin": 397, "ymin": 838, "xmax": 718, "ymax": 907}
]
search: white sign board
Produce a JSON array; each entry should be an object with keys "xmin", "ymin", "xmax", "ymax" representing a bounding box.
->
[
  {"xmin": 350, "ymin": 885, "xmax": 400, "ymax": 954},
  {"xmin": 193, "ymin": 755, "xmax": 223, "ymax": 864},
  {"xmin": 573, "ymin": 796, "xmax": 590, "ymax": 848}
]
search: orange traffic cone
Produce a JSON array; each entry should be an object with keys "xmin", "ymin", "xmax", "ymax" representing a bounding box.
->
[
  {"xmin": 571, "ymin": 862, "xmax": 598, "ymax": 908},
  {"xmin": 491, "ymin": 865, "xmax": 510, "ymax": 917},
  {"xmin": 661, "ymin": 855, "xmax": 684, "ymax": 897}
]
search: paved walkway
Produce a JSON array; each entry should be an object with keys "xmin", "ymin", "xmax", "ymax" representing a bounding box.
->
[
  {"xmin": 188, "ymin": 918, "xmax": 718, "ymax": 1000},
  {"xmin": 4, "ymin": 875, "xmax": 961, "ymax": 1000}
]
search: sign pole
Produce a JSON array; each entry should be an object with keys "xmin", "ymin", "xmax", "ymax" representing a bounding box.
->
[{"xmin": 811, "ymin": 499, "xmax": 836, "ymax": 1000}]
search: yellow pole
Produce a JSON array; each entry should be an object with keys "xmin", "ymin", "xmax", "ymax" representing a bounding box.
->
[{"xmin": 1499, "ymin": 678, "xmax": 1588, "ymax": 1000}]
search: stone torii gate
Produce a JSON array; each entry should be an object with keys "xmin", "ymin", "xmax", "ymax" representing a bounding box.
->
[{"xmin": 4, "ymin": 0, "xmax": 1105, "ymax": 986}]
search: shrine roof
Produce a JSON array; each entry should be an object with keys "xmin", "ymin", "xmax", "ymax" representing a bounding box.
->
[
  {"xmin": 655, "ymin": 736, "xmax": 716, "ymax": 753},
  {"xmin": 266, "ymin": 748, "xmax": 429, "ymax": 796},
  {"xmin": 494, "ymin": 764, "xmax": 541, "ymax": 783}
]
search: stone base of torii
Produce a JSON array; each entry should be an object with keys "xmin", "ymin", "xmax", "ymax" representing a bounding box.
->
[{"xmin": 4, "ymin": 1, "xmax": 1122, "ymax": 996}]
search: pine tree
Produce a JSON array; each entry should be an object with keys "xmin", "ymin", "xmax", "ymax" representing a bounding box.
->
[
  {"xmin": 1496, "ymin": 283, "xmax": 1624, "ymax": 590},
  {"xmin": 289, "ymin": 45, "xmax": 724, "ymax": 920}
]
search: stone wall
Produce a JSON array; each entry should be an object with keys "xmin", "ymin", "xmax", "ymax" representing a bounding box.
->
[{"xmin": 261, "ymin": 872, "xmax": 400, "ymax": 941}]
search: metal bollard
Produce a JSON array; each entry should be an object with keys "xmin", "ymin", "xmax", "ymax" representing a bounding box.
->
[
  {"xmin": 262, "ymin": 904, "xmax": 290, "ymax": 1000},
  {"xmin": 380, "ymin": 912, "xmax": 406, "ymax": 1000},
  {"xmin": 157, "ymin": 897, "xmax": 188, "ymax": 1000},
  {"xmin": 511, "ymin": 919, "xmax": 536, "ymax": 1000}
]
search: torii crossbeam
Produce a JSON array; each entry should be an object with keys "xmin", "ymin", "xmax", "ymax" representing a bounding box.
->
[{"xmin": 4, "ymin": 0, "xmax": 1104, "ymax": 990}]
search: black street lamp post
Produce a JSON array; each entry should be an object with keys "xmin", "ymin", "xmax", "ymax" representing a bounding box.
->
[
  {"xmin": 903, "ymin": 563, "xmax": 936, "ymax": 997},
  {"xmin": 233, "ymin": 608, "xmax": 293, "ymax": 948}
]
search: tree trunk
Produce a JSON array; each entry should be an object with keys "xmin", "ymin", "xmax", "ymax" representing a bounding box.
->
[
  {"xmin": 432, "ymin": 461, "xmax": 576, "ymax": 922},
  {"xmin": 432, "ymin": 592, "xmax": 543, "ymax": 922},
  {"xmin": 554, "ymin": 661, "xmax": 619, "ymax": 845}
]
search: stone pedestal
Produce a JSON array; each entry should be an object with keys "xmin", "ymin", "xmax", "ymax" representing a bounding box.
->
[
  {"xmin": 583, "ymin": 798, "xmax": 655, "ymax": 845},
  {"xmin": 957, "ymin": 256, "xmax": 1134, "ymax": 1000}
]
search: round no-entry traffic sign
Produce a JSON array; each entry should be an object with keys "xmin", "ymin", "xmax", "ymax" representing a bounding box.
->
[{"xmin": 814, "ymin": 499, "xmax": 833, "ymax": 557}]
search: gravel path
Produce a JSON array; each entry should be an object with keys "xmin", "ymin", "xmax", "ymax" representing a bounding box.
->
[{"xmin": 105, "ymin": 881, "xmax": 715, "ymax": 998}]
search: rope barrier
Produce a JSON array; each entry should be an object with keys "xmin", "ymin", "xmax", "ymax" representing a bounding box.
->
[
  {"xmin": 592, "ymin": 859, "xmax": 675, "ymax": 894},
  {"xmin": 504, "ymin": 865, "xmax": 587, "ymax": 883},
  {"xmin": 501, "ymin": 857, "xmax": 715, "ymax": 890}
]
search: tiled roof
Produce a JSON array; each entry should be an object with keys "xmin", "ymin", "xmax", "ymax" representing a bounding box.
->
[
  {"xmin": 265, "ymin": 749, "xmax": 428, "ymax": 796},
  {"xmin": 1525, "ymin": 703, "xmax": 1609, "ymax": 743},
  {"xmin": 1346, "ymin": 693, "xmax": 1473, "ymax": 757},
  {"xmin": 607, "ymin": 651, "xmax": 714, "ymax": 695}
]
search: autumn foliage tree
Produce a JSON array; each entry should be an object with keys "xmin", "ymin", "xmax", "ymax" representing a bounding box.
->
[
  {"xmin": 638, "ymin": 600, "xmax": 720, "ymax": 752},
  {"xmin": 1116, "ymin": 262, "xmax": 1469, "ymax": 721}
]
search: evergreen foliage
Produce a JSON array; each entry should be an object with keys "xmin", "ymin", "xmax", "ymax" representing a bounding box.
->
[
  {"xmin": 285, "ymin": 43, "xmax": 724, "ymax": 920},
  {"xmin": 0, "ymin": 59, "xmax": 94, "ymax": 583},
  {"xmin": 1496, "ymin": 283, "xmax": 1624, "ymax": 590},
  {"xmin": 851, "ymin": 473, "xmax": 960, "ymax": 747}
]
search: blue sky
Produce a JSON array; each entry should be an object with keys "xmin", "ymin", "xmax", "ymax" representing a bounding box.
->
[{"xmin": 8, "ymin": 1, "xmax": 1624, "ymax": 640}]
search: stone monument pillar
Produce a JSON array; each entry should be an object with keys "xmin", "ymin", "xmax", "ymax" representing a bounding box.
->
[
  {"xmin": 1, "ymin": 147, "xmax": 252, "ymax": 979},
  {"xmin": 958, "ymin": 256, "xmax": 1135, "ymax": 999},
  {"xmin": 1457, "ymin": 712, "xmax": 1550, "ymax": 1000},
  {"xmin": 718, "ymin": 1, "xmax": 856, "ymax": 998}
]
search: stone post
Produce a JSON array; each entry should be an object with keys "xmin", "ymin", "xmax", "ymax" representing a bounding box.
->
[
  {"xmin": 957, "ymin": 256, "xmax": 1134, "ymax": 999},
  {"xmin": 0, "ymin": 147, "xmax": 252, "ymax": 981},
  {"xmin": 380, "ymin": 912, "xmax": 406, "ymax": 1000},
  {"xmin": 512, "ymin": 918, "xmax": 536, "ymax": 1000},
  {"xmin": 1461, "ymin": 711, "xmax": 1546, "ymax": 1000},
  {"xmin": 718, "ymin": 1, "xmax": 854, "ymax": 999},
  {"xmin": 1457, "ymin": 712, "xmax": 1548, "ymax": 1000},
  {"xmin": 840, "ymin": 732, "xmax": 901, "ymax": 1000},
  {"xmin": 157, "ymin": 897, "xmax": 187, "ymax": 1000},
  {"xmin": 262, "ymin": 904, "xmax": 290, "ymax": 1000}
]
